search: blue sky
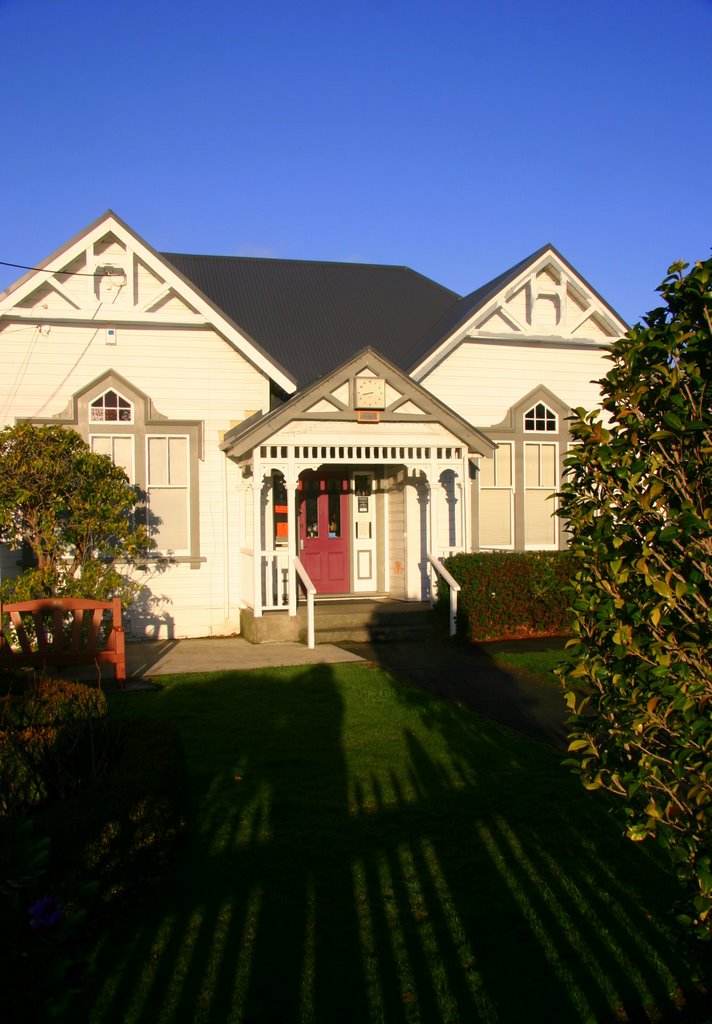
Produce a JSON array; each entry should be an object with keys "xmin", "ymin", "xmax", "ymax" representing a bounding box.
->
[{"xmin": 1, "ymin": 0, "xmax": 710, "ymax": 324}]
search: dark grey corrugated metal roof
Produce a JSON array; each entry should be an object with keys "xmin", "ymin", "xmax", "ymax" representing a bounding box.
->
[{"xmin": 161, "ymin": 253, "xmax": 459, "ymax": 389}]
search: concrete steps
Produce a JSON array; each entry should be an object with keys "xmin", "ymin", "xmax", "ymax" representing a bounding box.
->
[{"xmin": 299, "ymin": 599, "xmax": 438, "ymax": 644}]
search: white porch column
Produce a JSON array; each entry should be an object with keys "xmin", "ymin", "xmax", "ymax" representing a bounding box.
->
[
  {"xmin": 252, "ymin": 454, "xmax": 263, "ymax": 618},
  {"xmin": 286, "ymin": 470, "xmax": 300, "ymax": 617},
  {"xmin": 429, "ymin": 459, "xmax": 439, "ymax": 559},
  {"xmin": 462, "ymin": 452, "xmax": 472, "ymax": 553}
]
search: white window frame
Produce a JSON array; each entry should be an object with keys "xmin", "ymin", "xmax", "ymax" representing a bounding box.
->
[
  {"xmin": 479, "ymin": 441, "xmax": 515, "ymax": 550},
  {"xmin": 146, "ymin": 433, "xmax": 191, "ymax": 556},
  {"xmin": 89, "ymin": 388, "xmax": 134, "ymax": 424},
  {"xmin": 523, "ymin": 402, "xmax": 558, "ymax": 433},
  {"xmin": 523, "ymin": 440, "xmax": 559, "ymax": 550}
]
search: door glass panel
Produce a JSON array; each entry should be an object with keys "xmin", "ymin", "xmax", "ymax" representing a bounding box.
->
[
  {"xmin": 305, "ymin": 491, "xmax": 319, "ymax": 538},
  {"xmin": 354, "ymin": 474, "xmax": 372, "ymax": 496},
  {"xmin": 328, "ymin": 491, "xmax": 341, "ymax": 537}
]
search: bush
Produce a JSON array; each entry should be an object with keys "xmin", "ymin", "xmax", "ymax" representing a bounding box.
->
[
  {"xmin": 39, "ymin": 716, "xmax": 187, "ymax": 903},
  {"xmin": 0, "ymin": 423, "xmax": 154, "ymax": 607},
  {"xmin": 556, "ymin": 256, "xmax": 712, "ymax": 939},
  {"xmin": 0, "ymin": 677, "xmax": 112, "ymax": 819},
  {"xmin": 441, "ymin": 551, "xmax": 575, "ymax": 641}
]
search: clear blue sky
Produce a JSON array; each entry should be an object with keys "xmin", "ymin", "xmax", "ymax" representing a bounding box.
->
[{"xmin": 1, "ymin": 0, "xmax": 710, "ymax": 325}]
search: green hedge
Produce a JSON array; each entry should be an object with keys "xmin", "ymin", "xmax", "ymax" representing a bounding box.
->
[
  {"xmin": 38, "ymin": 716, "xmax": 187, "ymax": 903},
  {"xmin": 440, "ymin": 551, "xmax": 575, "ymax": 641}
]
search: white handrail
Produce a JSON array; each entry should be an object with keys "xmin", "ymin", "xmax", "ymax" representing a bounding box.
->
[
  {"xmin": 293, "ymin": 557, "xmax": 317, "ymax": 649},
  {"xmin": 427, "ymin": 553, "xmax": 461, "ymax": 637}
]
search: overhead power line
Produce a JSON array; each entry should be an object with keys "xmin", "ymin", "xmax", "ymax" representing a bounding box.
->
[{"xmin": 0, "ymin": 260, "xmax": 108, "ymax": 278}]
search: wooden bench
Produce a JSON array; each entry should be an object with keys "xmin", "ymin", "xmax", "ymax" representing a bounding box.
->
[{"xmin": 0, "ymin": 597, "xmax": 126, "ymax": 685}]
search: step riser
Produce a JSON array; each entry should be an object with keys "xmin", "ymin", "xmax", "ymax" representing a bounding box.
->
[{"xmin": 307, "ymin": 625, "xmax": 435, "ymax": 644}]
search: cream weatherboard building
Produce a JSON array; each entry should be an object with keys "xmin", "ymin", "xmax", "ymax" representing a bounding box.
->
[{"xmin": 0, "ymin": 212, "xmax": 626, "ymax": 640}]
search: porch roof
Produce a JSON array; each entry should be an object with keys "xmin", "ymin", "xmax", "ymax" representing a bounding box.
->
[{"xmin": 220, "ymin": 347, "xmax": 496, "ymax": 461}]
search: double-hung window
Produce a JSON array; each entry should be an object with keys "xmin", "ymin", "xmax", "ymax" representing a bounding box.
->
[
  {"xmin": 523, "ymin": 402, "xmax": 558, "ymax": 548},
  {"xmin": 478, "ymin": 442, "xmax": 514, "ymax": 549},
  {"xmin": 146, "ymin": 435, "xmax": 190, "ymax": 554}
]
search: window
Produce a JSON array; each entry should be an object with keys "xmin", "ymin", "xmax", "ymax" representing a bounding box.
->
[
  {"xmin": 524, "ymin": 442, "xmax": 558, "ymax": 548},
  {"xmin": 524, "ymin": 402, "xmax": 557, "ymax": 432},
  {"xmin": 43, "ymin": 373, "xmax": 204, "ymax": 565},
  {"xmin": 90, "ymin": 434, "xmax": 134, "ymax": 481},
  {"xmin": 90, "ymin": 389, "xmax": 133, "ymax": 423},
  {"xmin": 478, "ymin": 443, "xmax": 514, "ymax": 548},
  {"xmin": 147, "ymin": 436, "xmax": 190, "ymax": 554}
]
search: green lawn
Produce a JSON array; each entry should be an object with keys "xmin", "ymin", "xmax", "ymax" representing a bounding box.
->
[
  {"xmin": 490, "ymin": 648, "xmax": 567, "ymax": 684},
  {"xmin": 79, "ymin": 663, "xmax": 707, "ymax": 1024}
]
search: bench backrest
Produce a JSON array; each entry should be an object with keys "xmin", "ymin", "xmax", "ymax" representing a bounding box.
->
[{"xmin": 0, "ymin": 597, "xmax": 126, "ymax": 683}]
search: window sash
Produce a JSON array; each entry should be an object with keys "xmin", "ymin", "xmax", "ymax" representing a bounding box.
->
[
  {"xmin": 146, "ymin": 435, "xmax": 190, "ymax": 553},
  {"xmin": 90, "ymin": 434, "xmax": 135, "ymax": 482}
]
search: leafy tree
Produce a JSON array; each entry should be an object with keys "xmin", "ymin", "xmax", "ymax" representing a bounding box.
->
[
  {"xmin": 0, "ymin": 423, "xmax": 153, "ymax": 604},
  {"xmin": 557, "ymin": 256, "xmax": 712, "ymax": 938}
]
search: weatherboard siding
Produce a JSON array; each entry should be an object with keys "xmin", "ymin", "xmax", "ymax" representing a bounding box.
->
[{"xmin": 420, "ymin": 338, "xmax": 609, "ymax": 429}]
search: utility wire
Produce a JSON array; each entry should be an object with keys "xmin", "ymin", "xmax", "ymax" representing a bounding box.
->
[{"xmin": 0, "ymin": 260, "xmax": 112, "ymax": 277}]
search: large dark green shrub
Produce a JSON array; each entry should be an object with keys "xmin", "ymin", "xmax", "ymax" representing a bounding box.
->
[
  {"xmin": 441, "ymin": 551, "xmax": 575, "ymax": 641},
  {"xmin": 0, "ymin": 677, "xmax": 112, "ymax": 818},
  {"xmin": 39, "ymin": 716, "xmax": 187, "ymax": 903},
  {"xmin": 556, "ymin": 256, "xmax": 712, "ymax": 938}
]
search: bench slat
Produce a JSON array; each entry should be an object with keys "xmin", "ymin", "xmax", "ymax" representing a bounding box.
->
[
  {"xmin": 9, "ymin": 610, "xmax": 33, "ymax": 656},
  {"xmin": 51, "ymin": 608, "xmax": 65, "ymax": 653}
]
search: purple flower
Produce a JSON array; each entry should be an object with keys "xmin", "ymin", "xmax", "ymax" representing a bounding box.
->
[{"xmin": 27, "ymin": 896, "xmax": 64, "ymax": 929}]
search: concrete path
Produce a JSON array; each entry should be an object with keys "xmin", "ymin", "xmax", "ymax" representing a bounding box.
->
[{"xmin": 124, "ymin": 636, "xmax": 364, "ymax": 679}]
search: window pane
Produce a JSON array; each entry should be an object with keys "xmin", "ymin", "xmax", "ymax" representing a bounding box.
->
[
  {"xmin": 168, "ymin": 437, "xmax": 188, "ymax": 486},
  {"xmin": 525, "ymin": 443, "xmax": 540, "ymax": 487},
  {"xmin": 112, "ymin": 437, "xmax": 133, "ymax": 479},
  {"xmin": 496, "ymin": 443, "xmax": 512, "ymax": 487},
  {"xmin": 525, "ymin": 491, "xmax": 556, "ymax": 546},
  {"xmin": 540, "ymin": 444, "xmax": 557, "ymax": 488},
  {"xmin": 480, "ymin": 490, "xmax": 512, "ymax": 547},
  {"xmin": 328, "ymin": 492, "xmax": 341, "ymax": 537},
  {"xmin": 479, "ymin": 455, "xmax": 495, "ymax": 487},
  {"xmin": 148, "ymin": 487, "xmax": 188, "ymax": 552},
  {"xmin": 305, "ymin": 495, "xmax": 318, "ymax": 538},
  {"xmin": 148, "ymin": 437, "xmax": 168, "ymax": 486},
  {"xmin": 91, "ymin": 435, "xmax": 112, "ymax": 457}
]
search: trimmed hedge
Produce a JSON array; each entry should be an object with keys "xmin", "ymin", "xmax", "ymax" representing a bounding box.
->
[
  {"xmin": 441, "ymin": 551, "xmax": 575, "ymax": 641},
  {"xmin": 38, "ymin": 715, "xmax": 187, "ymax": 903}
]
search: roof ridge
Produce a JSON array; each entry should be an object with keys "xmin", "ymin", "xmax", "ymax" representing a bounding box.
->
[{"xmin": 161, "ymin": 251, "xmax": 459, "ymax": 295}]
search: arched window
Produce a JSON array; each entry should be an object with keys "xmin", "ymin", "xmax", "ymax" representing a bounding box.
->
[
  {"xmin": 90, "ymin": 389, "xmax": 133, "ymax": 423},
  {"xmin": 524, "ymin": 402, "xmax": 557, "ymax": 432}
]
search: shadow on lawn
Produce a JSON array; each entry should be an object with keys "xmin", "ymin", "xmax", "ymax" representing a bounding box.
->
[{"xmin": 84, "ymin": 664, "xmax": 706, "ymax": 1024}]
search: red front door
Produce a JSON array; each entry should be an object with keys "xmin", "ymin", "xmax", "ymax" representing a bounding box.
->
[{"xmin": 299, "ymin": 472, "xmax": 350, "ymax": 594}]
